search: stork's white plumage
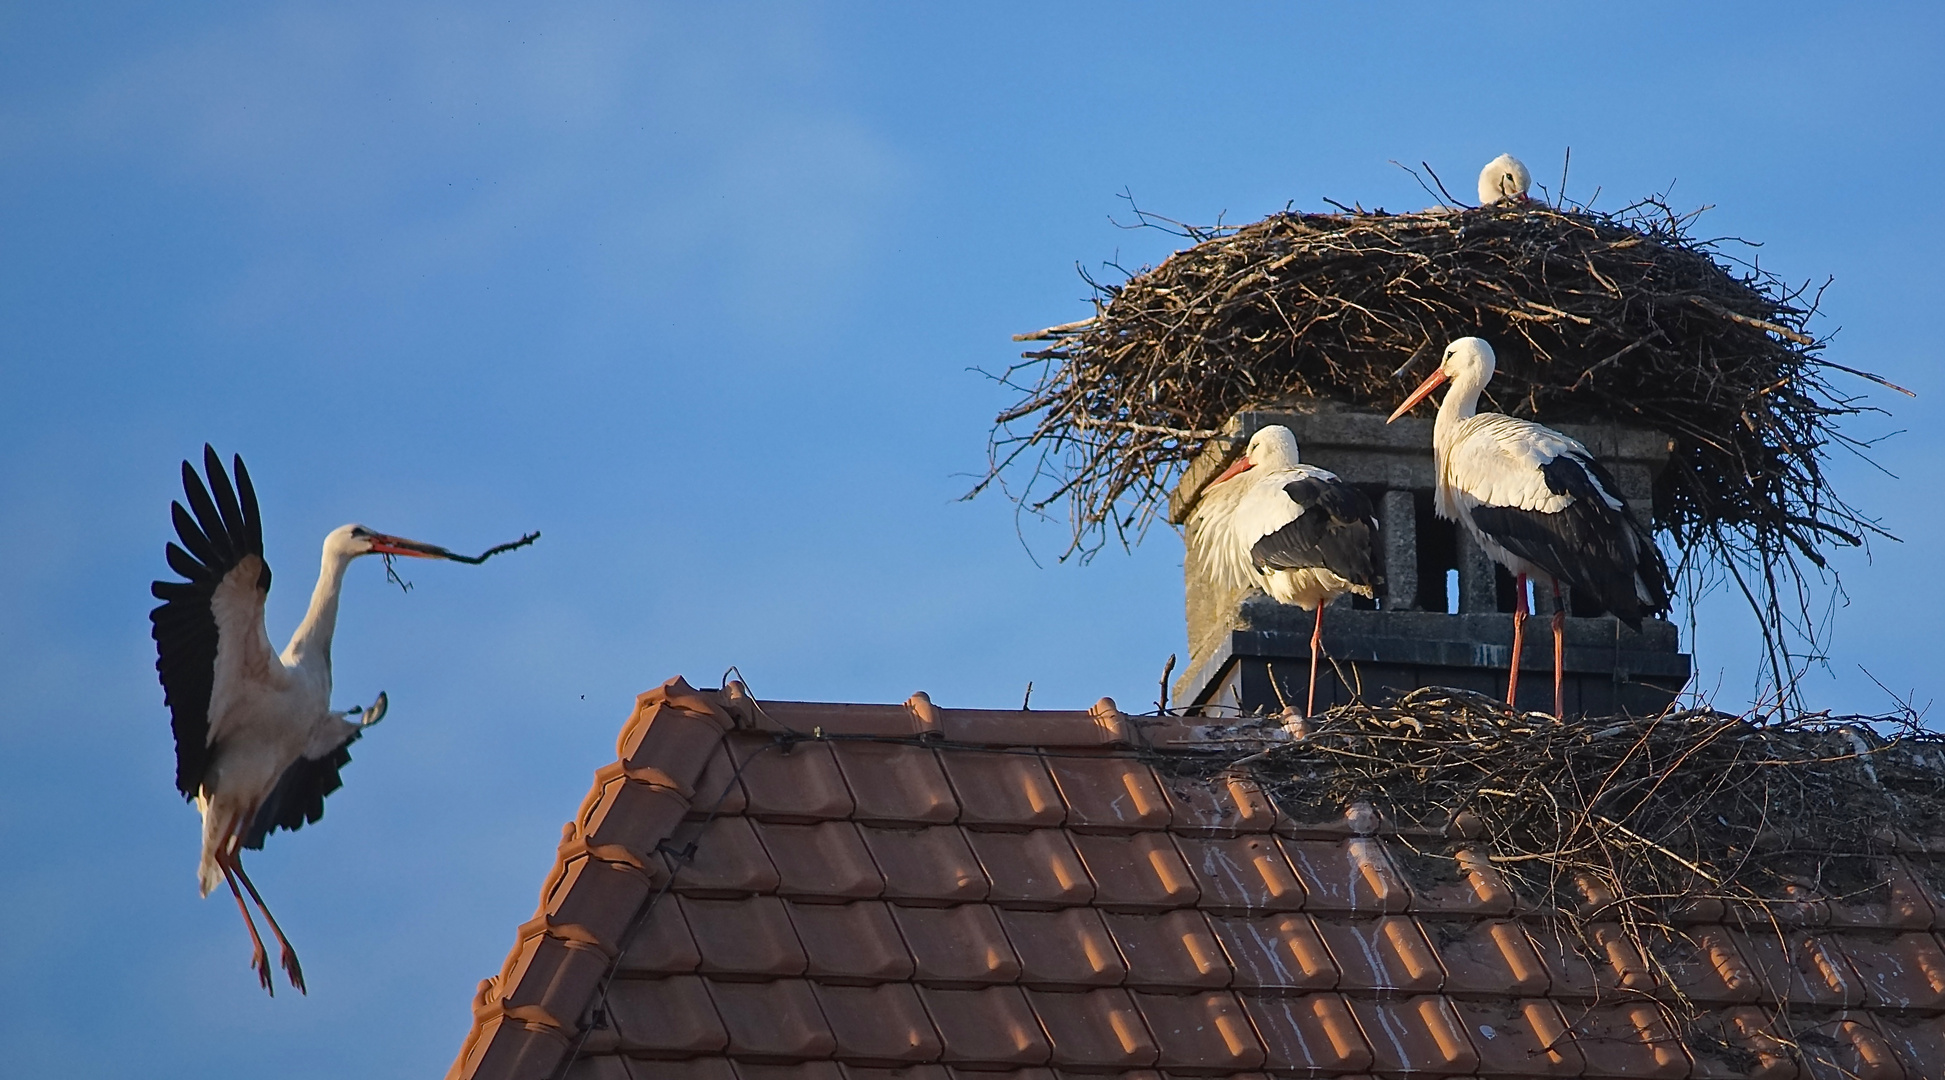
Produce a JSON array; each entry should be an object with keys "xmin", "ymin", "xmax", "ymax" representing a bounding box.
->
[
  {"xmin": 1478, "ymin": 153, "xmax": 1532, "ymax": 206},
  {"xmin": 1387, "ymin": 338, "xmax": 1672, "ymax": 715},
  {"xmin": 1188, "ymin": 426, "xmax": 1381, "ymax": 715},
  {"xmin": 150, "ymin": 447, "xmax": 506, "ymax": 994}
]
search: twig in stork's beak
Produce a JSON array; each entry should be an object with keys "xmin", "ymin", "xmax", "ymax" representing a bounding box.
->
[
  {"xmin": 1387, "ymin": 368, "xmax": 1451, "ymax": 423},
  {"xmin": 367, "ymin": 530, "xmax": 541, "ymax": 563},
  {"xmin": 368, "ymin": 530, "xmax": 541, "ymax": 593}
]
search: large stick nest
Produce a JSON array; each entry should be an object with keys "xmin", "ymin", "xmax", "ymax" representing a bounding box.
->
[
  {"xmin": 979, "ymin": 198, "xmax": 1898, "ymax": 671},
  {"xmin": 1159, "ymin": 690, "xmax": 1945, "ymax": 1052}
]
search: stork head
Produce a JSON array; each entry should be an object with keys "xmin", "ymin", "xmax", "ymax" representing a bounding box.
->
[
  {"xmin": 325, "ymin": 523, "xmax": 464, "ymax": 562},
  {"xmin": 1477, "ymin": 153, "xmax": 1531, "ymax": 206},
  {"xmin": 1209, "ymin": 425, "xmax": 1302, "ymax": 486},
  {"xmin": 1387, "ymin": 337, "xmax": 1496, "ymax": 422}
]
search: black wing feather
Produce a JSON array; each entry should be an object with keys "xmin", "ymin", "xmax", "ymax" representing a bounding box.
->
[
  {"xmin": 1468, "ymin": 453, "xmax": 1672, "ymax": 629},
  {"xmin": 170, "ymin": 501, "xmax": 219, "ymax": 567},
  {"xmin": 149, "ymin": 446, "xmax": 269, "ymax": 801},
  {"xmin": 1249, "ymin": 477, "xmax": 1382, "ymax": 589},
  {"xmin": 204, "ymin": 445, "xmax": 249, "ymax": 544},
  {"xmin": 242, "ymin": 731, "xmax": 360, "ymax": 850},
  {"xmin": 179, "ymin": 461, "xmax": 233, "ymax": 564}
]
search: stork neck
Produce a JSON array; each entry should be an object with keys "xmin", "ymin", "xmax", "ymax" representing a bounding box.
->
[
  {"xmin": 283, "ymin": 547, "xmax": 355, "ymax": 668},
  {"xmin": 1434, "ymin": 364, "xmax": 1490, "ymax": 453}
]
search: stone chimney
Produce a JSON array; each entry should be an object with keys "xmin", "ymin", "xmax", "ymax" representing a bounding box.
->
[{"xmin": 1169, "ymin": 402, "xmax": 1690, "ymax": 716}]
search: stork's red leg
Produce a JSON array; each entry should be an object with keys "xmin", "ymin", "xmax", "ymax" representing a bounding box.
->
[
  {"xmin": 231, "ymin": 857, "xmax": 307, "ymax": 994},
  {"xmin": 1507, "ymin": 573, "xmax": 1528, "ymax": 711},
  {"xmin": 1307, "ymin": 602, "xmax": 1326, "ymax": 717},
  {"xmin": 1551, "ymin": 582, "xmax": 1566, "ymax": 718},
  {"xmin": 220, "ymin": 858, "xmax": 274, "ymax": 996}
]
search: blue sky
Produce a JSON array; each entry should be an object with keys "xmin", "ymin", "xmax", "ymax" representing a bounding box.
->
[{"xmin": 1, "ymin": 3, "xmax": 1939, "ymax": 1075}]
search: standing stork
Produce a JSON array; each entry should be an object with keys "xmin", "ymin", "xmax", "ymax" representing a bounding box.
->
[
  {"xmin": 1188, "ymin": 425, "xmax": 1382, "ymax": 716},
  {"xmin": 1387, "ymin": 338, "xmax": 1672, "ymax": 715},
  {"xmin": 150, "ymin": 446, "xmax": 531, "ymax": 994}
]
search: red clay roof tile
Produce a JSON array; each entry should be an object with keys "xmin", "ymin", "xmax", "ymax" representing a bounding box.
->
[
  {"xmin": 1421, "ymin": 918, "xmax": 1548, "ymax": 996},
  {"xmin": 1345, "ymin": 995, "xmax": 1481, "ymax": 1075},
  {"xmin": 935, "ymin": 701, "xmax": 1130, "ymax": 748},
  {"xmin": 892, "ymin": 904, "xmax": 1022, "ymax": 986},
  {"xmin": 966, "ymin": 829, "xmax": 1095, "ymax": 909},
  {"xmin": 750, "ymin": 701, "xmax": 933, "ymax": 739},
  {"xmin": 788, "ymin": 900, "xmax": 914, "ymax": 984},
  {"xmin": 1207, "ymin": 913, "xmax": 1339, "ymax": 993},
  {"xmin": 458, "ymin": 1014, "xmax": 572, "ymax": 1080},
  {"xmin": 1045, "ymin": 756, "xmax": 1173, "ymax": 833},
  {"xmin": 736, "ymin": 1063, "xmax": 846, "ymax": 1080},
  {"xmin": 541, "ymin": 854, "xmax": 657, "ymax": 946},
  {"xmin": 1637, "ymin": 924, "xmax": 1760, "ymax": 1005},
  {"xmin": 668, "ymin": 816, "xmax": 781, "ymax": 897},
  {"xmin": 1840, "ymin": 930, "xmax": 1945, "ymax": 1012},
  {"xmin": 814, "ymin": 982, "xmax": 945, "ymax": 1064},
  {"xmin": 729, "ymin": 735, "xmax": 856, "ymax": 823},
  {"xmin": 839, "ymin": 1066, "xmax": 949, "ymax": 1080},
  {"xmin": 919, "ymin": 986, "xmax": 1052, "ymax": 1065},
  {"xmin": 1133, "ymin": 990, "xmax": 1267, "ymax": 1072},
  {"xmin": 1877, "ymin": 1013, "xmax": 1945, "ymax": 1079},
  {"xmin": 627, "ymin": 1057, "xmax": 740, "ymax": 1080},
  {"xmin": 756, "ymin": 820, "xmax": 885, "ymax": 901},
  {"xmin": 579, "ymin": 774, "xmax": 691, "ymax": 868},
  {"xmin": 685, "ymin": 743, "xmax": 748, "ymax": 819},
  {"xmin": 1026, "ymin": 988, "xmax": 1158, "ymax": 1068},
  {"xmin": 606, "ymin": 976, "xmax": 727, "ymax": 1057},
  {"xmin": 1278, "ymin": 838, "xmax": 1408, "ymax": 914},
  {"xmin": 862, "ymin": 826, "xmax": 991, "ymax": 905},
  {"xmin": 683, "ymin": 895, "xmax": 808, "ymax": 978},
  {"xmin": 1158, "ymin": 775, "xmax": 1279, "ymax": 837},
  {"xmin": 1237, "ymin": 992, "xmax": 1373, "ymax": 1074},
  {"xmin": 1830, "ymin": 860, "xmax": 1937, "ymax": 931},
  {"xmin": 1524, "ymin": 921, "xmax": 1606, "ymax": 1000},
  {"xmin": 707, "ymin": 978, "xmax": 836, "ymax": 1061},
  {"xmin": 1070, "ymin": 833, "xmax": 1198, "ymax": 911},
  {"xmin": 1730, "ymin": 926, "xmax": 1868, "ymax": 1007},
  {"xmin": 997, "ymin": 907, "xmax": 1128, "ymax": 990},
  {"xmin": 615, "ymin": 681, "xmax": 737, "ymax": 790},
  {"xmin": 1312, "ymin": 916, "xmax": 1446, "ymax": 994},
  {"xmin": 1104, "ymin": 910, "xmax": 1232, "ymax": 990},
  {"xmin": 1797, "ymin": 1013, "xmax": 1906, "ymax": 1080},
  {"xmin": 1566, "ymin": 1003, "xmax": 1689, "ymax": 1079},
  {"xmin": 938, "ymin": 750, "xmax": 1066, "ymax": 831},
  {"xmin": 831, "ymin": 743, "xmax": 959, "ymax": 825},
  {"xmin": 497, "ymin": 929, "xmax": 611, "ymax": 1030},
  {"xmin": 1176, "ymin": 834, "xmax": 1307, "ymax": 913},
  {"xmin": 561, "ymin": 1054, "xmax": 632, "ymax": 1080},
  {"xmin": 1448, "ymin": 998, "xmax": 1584, "ymax": 1078},
  {"xmin": 615, "ymin": 896, "xmax": 700, "ymax": 975},
  {"xmin": 1398, "ymin": 845, "xmax": 1517, "ymax": 916}
]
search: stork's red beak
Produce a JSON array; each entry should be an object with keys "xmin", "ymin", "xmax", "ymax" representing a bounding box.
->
[
  {"xmin": 367, "ymin": 533, "xmax": 457, "ymax": 560},
  {"xmin": 1211, "ymin": 455, "xmax": 1255, "ymax": 485},
  {"xmin": 1387, "ymin": 368, "xmax": 1450, "ymax": 423}
]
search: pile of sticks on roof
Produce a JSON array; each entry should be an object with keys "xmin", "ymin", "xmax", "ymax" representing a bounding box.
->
[
  {"xmin": 978, "ymin": 198, "xmax": 1900, "ymax": 666},
  {"xmin": 1170, "ymin": 688, "xmax": 1945, "ymax": 1026}
]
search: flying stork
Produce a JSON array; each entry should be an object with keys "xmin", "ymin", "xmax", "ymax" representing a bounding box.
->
[
  {"xmin": 1188, "ymin": 425, "xmax": 1382, "ymax": 716},
  {"xmin": 1387, "ymin": 338, "xmax": 1672, "ymax": 715},
  {"xmin": 1478, "ymin": 153, "xmax": 1532, "ymax": 206},
  {"xmin": 150, "ymin": 446, "xmax": 534, "ymax": 994}
]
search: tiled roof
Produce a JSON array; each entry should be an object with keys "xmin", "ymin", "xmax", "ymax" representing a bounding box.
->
[{"xmin": 449, "ymin": 677, "xmax": 1945, "ymax": 1080}]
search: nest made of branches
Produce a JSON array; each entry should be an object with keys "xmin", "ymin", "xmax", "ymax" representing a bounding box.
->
[
  {"xmin": 979, "ymin": 197, "xmax": 1904, "ymax": 681},
  {"xmin": 1154, "ymin": 688, "xmax": 1945, "ymax": 1044}
]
